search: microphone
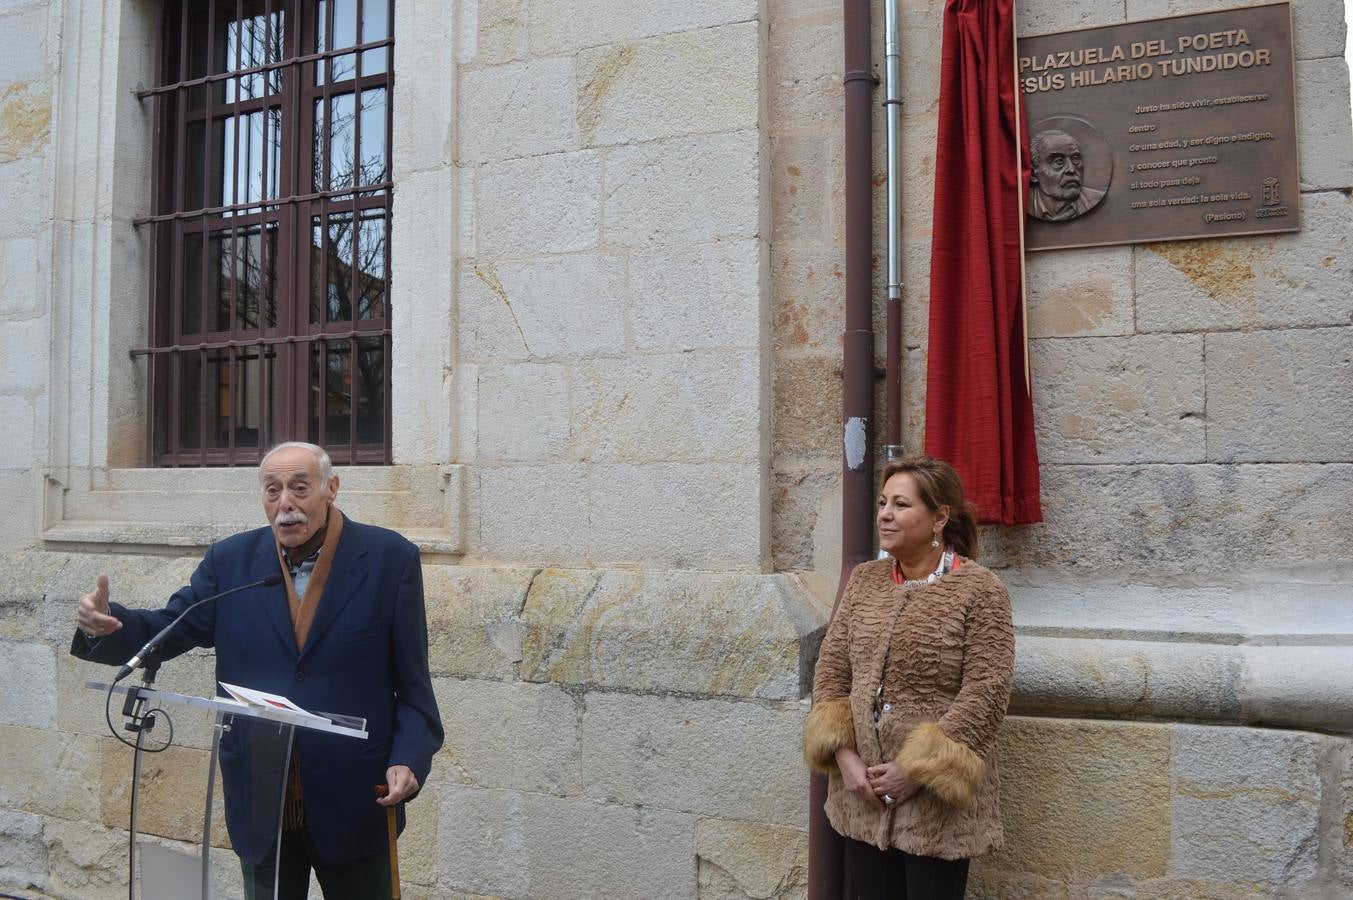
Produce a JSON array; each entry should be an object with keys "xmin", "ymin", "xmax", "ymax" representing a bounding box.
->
[{"xmin": 113, "ymin": 574, "xmax": 284, "ymax": 683}]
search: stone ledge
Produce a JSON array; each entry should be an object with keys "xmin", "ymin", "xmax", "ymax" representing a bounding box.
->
[
  {"xmin": 41, "ymin": 522, "xmax": 463, "ymax": 557},
  {"xmin": 1006, "ymin": 568, "xmax": 1353, "ymax": 639},
  {"xmin": 12, "ymin": 554, "xmax": 828, "ymax": 703},
  {"xmin": 1008, "ymin": 570, "xmax": 1353, "ymax": 733},
  {"xmin": 43, "ymin": 464, "xmax": 463, "ymax": 554},
  {"xmin": 7, "ymin": 547, "xmax": 1353, "ymax": 733},
  {"xmin": 520, "ymin": 568, "xmax": 825, "ymax": 700}
]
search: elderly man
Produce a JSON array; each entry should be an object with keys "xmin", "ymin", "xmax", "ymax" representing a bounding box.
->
[
  {"xmin": 1026, "ymin": 129, "xmax": 1106, "ymax": 222},
  {"xmin": 72, "ymin": 442, "xmax": 442, "ymax": 900}
]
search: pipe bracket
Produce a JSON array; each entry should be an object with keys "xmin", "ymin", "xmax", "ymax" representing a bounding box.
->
[{"xmin": 843, "ymin": 69, "xmax": 879, "ymax": 85}]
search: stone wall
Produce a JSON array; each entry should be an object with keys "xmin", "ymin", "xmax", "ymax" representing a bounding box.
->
[
  {"xmin": 0, "ymin": 0, "xmax": 1351, "ymax": 898},
  {"xmin": 0, "ymin": 3, "xmax": 83, "ymax": 884},
  {"xmin": 1, "ymin": 0, "xmax": 821, "ymax": 897},
  {"xmin": 1, "ymin": 552, "xmax": 818, "ymax": 899},
  {"xmin": 455, "ymin": 0, "xmax": 771, "ymax": 573},
  {"xmin": 770, "ymin": 0, "xmax": 1353, "ymax": 579},
  {"xmin": 768, "ymin": 6, "xmax": 1353, "ymax": 896},
  {"xmin": 0, "ymin": 0, "xmax": 52, "ymax": 547},
  {"xmin": 765, "ymin": 2, "xmax": 1353, "ymax": 888}
]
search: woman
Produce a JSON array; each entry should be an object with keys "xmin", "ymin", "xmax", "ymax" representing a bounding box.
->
[{"xmin": 804, "ymin": 456, "xmax": 1015, "ymax": 899}]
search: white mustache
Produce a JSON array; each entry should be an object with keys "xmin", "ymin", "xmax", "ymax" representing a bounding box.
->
[{"xmin": 276, "ymin": 511, "xmax": 308, "ymax": 526}]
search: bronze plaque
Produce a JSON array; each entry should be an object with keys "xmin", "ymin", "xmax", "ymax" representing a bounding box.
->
[{"xmin": 1019, "ymin": 2, "xmax": 1300, "ymax": 251}]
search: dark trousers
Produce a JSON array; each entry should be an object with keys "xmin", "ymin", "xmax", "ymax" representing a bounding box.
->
[
  {"xmin": 844, "ymin": 836, "xmax": 970, "ymax": 900},
  {"xmin": 242, "ymin": 827, "xmax": 392, "ymax": 900}
]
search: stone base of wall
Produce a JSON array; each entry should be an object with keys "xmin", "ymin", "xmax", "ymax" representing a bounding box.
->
[
  {"xmin": 4, "ymin": 714, "xmax": 1348, "ymax": 899},
  {"xmin": 2, "ymin": 551, "xmax": 1351, "ymax": 898}
]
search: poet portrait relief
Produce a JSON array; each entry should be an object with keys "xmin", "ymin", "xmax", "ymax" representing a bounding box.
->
[{"xmin": 1026, "ymin": 119, "xmax": 1112, "ymax": 223}]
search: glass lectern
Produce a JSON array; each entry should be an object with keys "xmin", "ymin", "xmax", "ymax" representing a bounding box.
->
[{"xmin": 89, "ymin": 681, "xmax": 367, "ymax": 900}]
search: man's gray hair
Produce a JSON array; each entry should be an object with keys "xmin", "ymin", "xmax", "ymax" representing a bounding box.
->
[
  {"xmin": 259, "ymin": 442, "xmax": 335, "ymax": 484},
  {"xmin": 1029, "ymin": 129, "xmax": 1077, "ymax": 169}
]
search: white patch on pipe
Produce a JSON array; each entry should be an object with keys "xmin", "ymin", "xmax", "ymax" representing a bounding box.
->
[{"xmin": 844, "ymin": 417, "xmax": 868, "ymax": 470}]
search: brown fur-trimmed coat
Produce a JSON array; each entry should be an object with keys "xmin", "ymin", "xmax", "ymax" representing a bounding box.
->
[{"xmin": 804, "ymin": 558, "xmax": 1014, "ymax": 859}]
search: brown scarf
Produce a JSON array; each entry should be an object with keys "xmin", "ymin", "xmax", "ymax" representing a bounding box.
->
[
  {"xmin": 274, "ymin": 506, "xmax": 345, "ymax": 649},
  {"xmin": 274, "ymin": 506, "xmax": 345, "ymax": 829}
]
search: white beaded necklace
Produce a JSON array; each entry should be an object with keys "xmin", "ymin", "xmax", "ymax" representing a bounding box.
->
[{"xmin": 899, "ymin": 547, "xmax": 955, "ymax": 589}]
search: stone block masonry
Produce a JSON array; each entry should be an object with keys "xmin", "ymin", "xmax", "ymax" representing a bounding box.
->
[
  {"xmin": 457, "ymin": 0, "xmax": 770, "ymax": 574},
  {"xmin": 1135, "ymin": 191, "xmax": 1352, "ymax": 332},
  {"xmin": 7, "ymin": 549, "xmax": 1353, "ymax": 898},
  {"xmin": 1, "ymin": 0, "xmax": 1352, "ymax": 896}
]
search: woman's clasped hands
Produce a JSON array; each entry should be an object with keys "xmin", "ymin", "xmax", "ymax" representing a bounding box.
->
[{"xmin": 835, "ymin": 747, "xmax": 921, "ymax": 809}]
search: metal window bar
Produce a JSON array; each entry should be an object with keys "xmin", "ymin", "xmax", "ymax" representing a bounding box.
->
[
  {"xmin": 134, "ymin": 37, "xmax": 394, "ymax": 100},
  {"xmin": 132, "ymin": 182, "xmax": 392, "ymax": 226},
  {"xmin": 197, "ymin": 345, "xmax": 208, "ymax": 456},
  {"xmin": 226, "ymin": 0, "xmax": 242, "ymax": 455},
  {"xmin": 255, "ymin": 0, "xmax": 274, "ymax": 452},
  {"xmin": 283, "ymin": 2, "xmax": 313, "ymax": 453},
  {"xmin": 351, "ymin": 0, "xmax": 363, "ymax": 335},
  {"xmin": 131, "ymin": 327, "xmax": 389, "ymax": 356},
  {"xmin": 142, "ymin": 0, "xmax": 393, "ymax": 467},
  {"xmin": 164, "ymin": 6, "xmax": 189, "ymax": 463},
  {"xmin": 318, "ymin": 0, "xmax": 338, "ymax": 448},
  {"xmin": 194, "ymin": 3, "xmax": 217, "ymax": 457},
  {"xmin": 146, "ymin": 10, "xmax": 171, "ymax": 463}
]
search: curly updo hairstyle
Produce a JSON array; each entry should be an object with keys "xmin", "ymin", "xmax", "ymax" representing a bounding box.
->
[{"xmin": 880, "ymin": 456, "xmax": 980, "ymax": 559}]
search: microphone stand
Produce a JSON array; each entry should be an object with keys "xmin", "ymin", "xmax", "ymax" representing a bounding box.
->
[{"xmin": 123, "ymin": 658, "xmax": 162, "ymax": 900}]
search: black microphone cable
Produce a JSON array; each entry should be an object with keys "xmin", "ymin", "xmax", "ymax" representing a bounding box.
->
[{"xmin": 112, "ymin": 573, "xmax": 284, "ymax": 683}]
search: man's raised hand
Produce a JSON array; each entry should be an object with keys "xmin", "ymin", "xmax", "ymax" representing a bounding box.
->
[{"xmin": 77, "ymin": 573, "xmax": 122, "ymax": 639}]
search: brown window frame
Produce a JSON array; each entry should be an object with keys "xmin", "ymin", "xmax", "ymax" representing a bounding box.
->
[{"xmin": 134, "ymin": 0, "xmax": 395, "ymax": 467}]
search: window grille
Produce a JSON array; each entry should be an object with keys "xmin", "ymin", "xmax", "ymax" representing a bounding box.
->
[{"xmin": 134, "ymin": 0, "xmax": 394, "ymax": 466}]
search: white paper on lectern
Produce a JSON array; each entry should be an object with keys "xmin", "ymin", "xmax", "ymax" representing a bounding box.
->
[{"xmin": 219, "ymin": 682, "xmax": 329, "ymax": 722}]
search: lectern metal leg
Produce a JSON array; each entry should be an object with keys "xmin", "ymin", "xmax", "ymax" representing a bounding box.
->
[
  {"xmin": 202, "ymin": 714, "xmax": 224, "ymax": 900},
  {"xmin": 129, "ymin": 727, "xmax": 146, "ymax": 900}
]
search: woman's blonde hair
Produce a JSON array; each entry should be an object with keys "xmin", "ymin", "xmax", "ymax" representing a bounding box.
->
[{"xmin": 880, "ymin": 456, "xmax": 979, "ymax": 559}]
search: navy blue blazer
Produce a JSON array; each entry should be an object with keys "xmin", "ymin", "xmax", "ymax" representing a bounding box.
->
[{"xmin": 72, "ymin": 514, "xmax": 444, "ymax": 864}]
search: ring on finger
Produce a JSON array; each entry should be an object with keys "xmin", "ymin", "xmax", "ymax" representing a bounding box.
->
[{"xmin": 883, "ymin": 794, "xmax": 895, "ymax": 806}]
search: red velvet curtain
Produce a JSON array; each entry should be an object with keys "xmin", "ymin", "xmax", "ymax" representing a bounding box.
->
[{"xmin": 923, "ymin": 0, "xmax": 1042, "ymax": 525}]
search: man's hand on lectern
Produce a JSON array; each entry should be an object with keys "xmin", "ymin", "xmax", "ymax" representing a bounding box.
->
[
  {"xmin": 77, "ymin": 573, "xmax": 123, "ymax": 639},
  {"xmin": 380, "ymin": 765, "xmax": 419, "ymax": 805}
]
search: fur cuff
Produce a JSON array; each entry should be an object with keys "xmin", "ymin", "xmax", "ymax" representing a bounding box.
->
[
  {"xmin": 895, "ymin": 722, "xmax": 984, "ymax": 808},
  {"xmin": 803, "ymin": 699, "xmax": 855, "ymax": 774}
]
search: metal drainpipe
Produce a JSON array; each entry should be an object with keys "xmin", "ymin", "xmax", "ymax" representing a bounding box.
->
[
  {"xmin": 808, "ymin": 2, "xmax": 875, "ymax": 898},
  {"xmin": 884, "ymin": 0, "xmax": 904, "ymax": 455}
]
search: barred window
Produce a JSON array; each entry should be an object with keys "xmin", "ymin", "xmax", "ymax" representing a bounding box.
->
[{"xmin": 137, "ymin": 0, "xmax": 394, "ymax": 466}]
